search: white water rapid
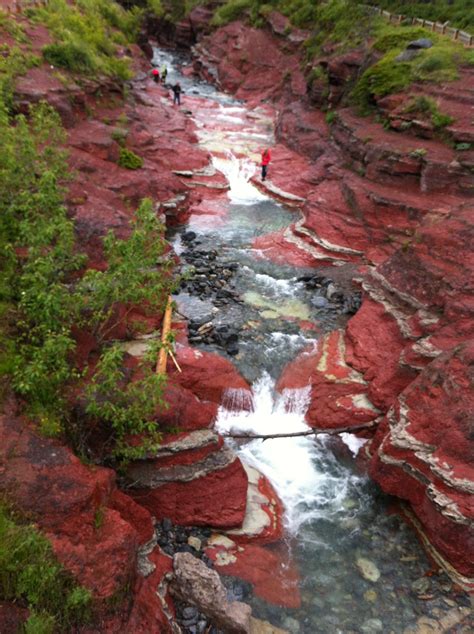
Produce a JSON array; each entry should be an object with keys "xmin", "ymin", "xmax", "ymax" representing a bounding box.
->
[
  {"xmin": 216, "ymin": 374, "xmax": 366, "ymax": 535},
  {"xmin": 212, "ymin": 151, "xmax": 268, "ymax": 205}
]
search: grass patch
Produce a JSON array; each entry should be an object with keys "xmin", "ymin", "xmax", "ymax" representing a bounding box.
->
[
  {"xmin": 32, "ymin": 0, "xmax": 141, "ymax": 81},
  {"xmin": 352, "ymin": 25, "xmax": 469, "ymax": 111},
  {"xmin": 0, "ymin": 46, "xmax": 41, "ymax": 112},
  {"xmin": 211, "ymin": 0, "xmax": 253, "ymax": 27},
  {"xmin": 0, "ymin": 503, "xmax": 92, "ymax": 631},
  {"xmin": 403, "ymin": 95, "xmax": 454, "ymax": 129},
  {"xmin": 356, "ymin": 0, "xmax": 474, "ymax": 32},
  {"xmin": 0, "ymin": 10, "xmax": 28, "ymax": 42},
  {"xmin": 118, "ymin": 147, "xmax": 143, "ymax": 169}
]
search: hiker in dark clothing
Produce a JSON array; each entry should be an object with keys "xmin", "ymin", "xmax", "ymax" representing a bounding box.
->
[
  {"xmin": 152, "ymin": 68, "xmax": 160, "ymax": 83},
  {"xmin": 261, "ymin": 148, "xmax": 271, "ymax": 181},
  {"xmin": 172, "ymin": 82, "xmax": 182, "ymax": 105}
]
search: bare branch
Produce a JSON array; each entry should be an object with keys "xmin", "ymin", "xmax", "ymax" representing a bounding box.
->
[{"xmin": 221, "ymin": 421, "xmax": 377, "ymax": 441}]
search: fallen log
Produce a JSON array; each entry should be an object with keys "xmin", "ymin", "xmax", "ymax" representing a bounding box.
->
[{"xmin": 222, "ymin": 421, "xmax": 377, "ymax": 441}]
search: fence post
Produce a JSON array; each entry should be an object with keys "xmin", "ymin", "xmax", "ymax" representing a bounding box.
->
[{"xmin": 454, "ymin": 29, "xmax": 459, "ymax": 41}]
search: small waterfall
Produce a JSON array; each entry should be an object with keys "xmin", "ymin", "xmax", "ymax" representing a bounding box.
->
[
  {"xmin": 216, "ymin": 373, "xmax": 366, "ymax": 534},
  {"xmin": 212, "ymin": 151, "xmax": 268, "ymax": 205}
]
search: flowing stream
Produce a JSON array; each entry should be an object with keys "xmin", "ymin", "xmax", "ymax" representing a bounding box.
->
[{"xmin": 153, "ymin": 48, "xmax": 470, "ymax": 633}]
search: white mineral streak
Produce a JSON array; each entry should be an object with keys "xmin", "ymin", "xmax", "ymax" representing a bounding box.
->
[{"xmin": 383, "ymin": 398, "xmax": 474, "ymax": 493}]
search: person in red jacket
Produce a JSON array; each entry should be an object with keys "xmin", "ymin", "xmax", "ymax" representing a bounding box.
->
[
  {"xmin": 261, "ymin": 148, "xmax": 271, "ymax": 181},
  {"xmin": 152, "ymin": 68, "xmax": 160, "ymax": 83}
]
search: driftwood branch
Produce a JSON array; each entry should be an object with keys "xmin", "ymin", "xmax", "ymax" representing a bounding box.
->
[{"xmin": 222, "ymin": 421, "xmax": 376, "ymax": 441}]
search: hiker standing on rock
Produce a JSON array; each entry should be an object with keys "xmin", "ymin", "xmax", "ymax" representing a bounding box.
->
[
  {"xmin": 152, "ymin": 67, "xmax": 160, "ymax": 83},
  {"xmin": 261, "ymin": 148, "xmax": 271, "ymax": 181},
  {"xmin": 172, "ymin": 82, "xmax": 182, "ymax": 105},
  {"xmin": 161, "ymin": 64, "xmax": 168, "ymax": 83}
]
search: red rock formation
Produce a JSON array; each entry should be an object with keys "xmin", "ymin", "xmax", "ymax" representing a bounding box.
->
[
  {"xmin": 191, "ymin": 11, "xmax": 474, "ymax": 583},
  {"xmin": 369, "ymin": 342, "xmax": 474, "ymax": 584},
  {"xmin": 277, "ymin": 330, "xmax": 381, "ymax": 430},
  {"xmin": 127, "ymin": 430, "xmax": 248, "ymax": 528},
  {"xmin": 0, "ymin": 404, "xmax": 136, "ymax": 600},
  {"xmin": 206, "ymin": 539, "xmax": 301, "ymax": 608},
  {"xmin": 170, "ymin": 343, "xmax": 251, "ymax": 404}
]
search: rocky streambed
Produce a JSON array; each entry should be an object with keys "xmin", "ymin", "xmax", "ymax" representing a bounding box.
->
[{"xmin": 139, "ymin": 46, "xmax": 472, "ymax": 633}]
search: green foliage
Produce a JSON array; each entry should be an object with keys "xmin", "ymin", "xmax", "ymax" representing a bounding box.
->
[
  {"xmin": 353, "ymin": 50, "xmax": 413, "ymax": 110},
  {"xmin": 77, "ymin": 199, "xmax": 173, "ymax": 340},
  {"xmin": 0, "ymin": 504, "xmax": 92, "ymax": 630},
  {"xmin": 34, "ymin": 0, "xmax": 139, "ymax": 81},
  {"xmin": 455, "ymin": 142, "xmax": 471, "ymax": 151},
  {"xmin": 372, "ymin": 25, "xmax": 429, "ymax": 52},
  {"xmin": 212, "ymin": 0, "xmax": 253, "ymax": 27},
  {"xmin": 352, "ymin": 29, "xmax": 466, "ymax": 111},
  {"xmin": 0, "ymin": 101, "xmax": 83, "ymax": 419},
  {"xmin": 357, "ymin": 1, "xmax": 474, "ymax": 32},
  {"xmin": 0, "ymin": 98, "xmax": 174, "ymax": 453},
  {"xmin": 84, "ymin": 343, "xmax": 166, "ymax": 460},
  {"xmin": 409, "ymin": 147, "xmax": 427, "ymax": 158},
  {"xmin": 147, "ymin": 0, "xmax": 164, "ymax": 17},
  {"xmin": 111, "ymin": 127, "xmax": 129, "ymax": 145},
  {"xmin": 118, "ymin": 146, "xmax": 143, "ymax": 169},
  {"xmin": 43, "ymin": 41, "xmax": 96, "ymax": 73},
  {"xmin": 0, "ymin": 10, "xmax": 27, "ymax": 42},
  {"xmin": 403, "ymin": 94, "xmax": 454, "ymax": 129},
  {"xmin": 0, "ymin": 46, "xmax": 41, "ymax": 113},
  {"xmin": 325, "ymin": 110, "xmax": 337, "ymax": 124}
]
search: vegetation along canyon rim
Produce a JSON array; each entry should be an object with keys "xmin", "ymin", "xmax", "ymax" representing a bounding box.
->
[{"xmin": 0, "ymin": 1, "xmax": 472, "ymax": 632}]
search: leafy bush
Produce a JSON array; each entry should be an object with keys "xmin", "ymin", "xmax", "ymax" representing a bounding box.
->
[
  {"xmin": 353, "ymin": 50, "xmax": 413, "ymax": 110},
  {"xmin": 0, "ymin": 99, "xmax": 173, "ymax": 455},
  {"xmin": 118, "ymin": 147, "xmax": 144, "ymax": 169},
  {"xmin": 373, "ymin": 25, "xmax": 429, "ymax": 52},
  {"xmin": 403, "ymin": 95, "xmax": 454, "ymax": 129},
  {"xmin": 0, "ymin": 504, "xmax": 92, "ymax": 630},
  {"xmin": 0, "ymin": 47, "xmax": 41, "ymax": 112},
  {"xmin": 35, "ymin": 0, "xmax": 139, "ymax": 81},
  {"xmin": 212, "ymin": 0, "xmax": 253, "ymax": 27},
  {"xmin": 43, "ymin": 41, "xmax": 95, "ymax": 73}
]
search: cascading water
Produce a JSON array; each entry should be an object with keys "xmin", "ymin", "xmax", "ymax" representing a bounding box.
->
[
  {"xmin": 216, "ymin": 374, "xmax": 367, "ymax": 534},
  {"xmin": 155, "ymin": 47, "xmax": 471, "ymax": 633},
  {"xmin": 212, "ymin": 151, "xmax": 267, "ymax": 205}
]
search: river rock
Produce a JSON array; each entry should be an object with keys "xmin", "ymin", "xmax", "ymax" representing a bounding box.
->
[
  {"xmin": 206, "ymin": 541, "xmax": 301, "ymax": 609},
  {"xmin": 171, "ymin": 552, "xmax": 252, "ymax": 633},
  {"xmin": 250, "ymin": 618, "xmax": 288, "ymax": 634},
  {"xmin": 360, "ymin": 618, "xmax": 384, "ymax": 634},
  {"xmin": 407, "ymin": 38, "xmax": 433, "ymax": 49},
  {"xmin": 356, "ymin": 557, "xmax": 381, "ymax": 582}
]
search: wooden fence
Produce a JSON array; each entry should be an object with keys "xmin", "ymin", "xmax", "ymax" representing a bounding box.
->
[{"xmin": 366, "ymin": 5, "xmax": 473, "ymax": 47}]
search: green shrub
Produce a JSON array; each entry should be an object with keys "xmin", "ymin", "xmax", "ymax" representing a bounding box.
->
[
  {"xmin": 455, "ymin": 142, "xmax": 471, "ymax": 151},
  {"xmin": 403, "ymin": 95, "xmax": 454, "ymax": 130},
  {"xmin": 325, "ymin": 110, "xmax": 338, "ymax": 124},
  {"xmin": 353, "ymin": 50, "xmax": 413, "ymax": 110},
  {"xmin": 118, "ymin": 147, "xmax": 143, "ymax": 169},
  {"xmin": 35, "ymin": 0, "xmax": 139, "ymax": 81},
  {"xmin": 43, "ymin": 42, "xmax": 95, "ymax": 73},
  {"xmin": 372, "ymin": 26, "xmax": 428, "ymax": 53},
  {"xmin": 0, "ymin": 504, "xmax": 92, "ymax": 630},
  {"xmin": 211, "ymin": 0, "xmax": 252, "ymax": 27}
]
